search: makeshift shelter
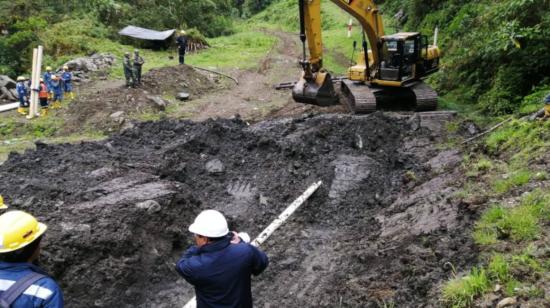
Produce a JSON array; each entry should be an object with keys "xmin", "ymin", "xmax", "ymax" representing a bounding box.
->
[{"xmin": 118, "ymin": 26, "xmax": 176, "ymax": 49}]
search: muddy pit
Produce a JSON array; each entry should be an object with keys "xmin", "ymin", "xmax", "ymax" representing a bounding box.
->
[{"xmin": 0, "ymin": 112, "xmax": 476, "ymax": 307}]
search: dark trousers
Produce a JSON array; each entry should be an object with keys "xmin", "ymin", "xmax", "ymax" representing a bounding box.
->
[
  {"xmin": 19, "ymin": 97, "xmax": 29, "ymax": 107},
  {"xmin": 179, "ymin": 51, "xmax": 186, "ymax": 64},
  {"xmin": 39, "ymin": 98, "xmax": 48, "ymax": 107},
  {"xmin": 133, "ymin": 65, "xmax": 142, "ymax": 84},
  {"xmin": 124, "ymin": 69, "xmax": 134, "ymax": 87}
]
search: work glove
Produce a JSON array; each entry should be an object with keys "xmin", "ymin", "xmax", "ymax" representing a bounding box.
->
[{"xmin": 230, "ymin": 231, "xmax": 251, "ymax": 244}]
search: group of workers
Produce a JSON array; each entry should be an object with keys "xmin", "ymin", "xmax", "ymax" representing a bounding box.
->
[
  {"xmin": 123, "ymin": 49, "xmax": 145, "ymax": 88},
  {"xmin": 0, "ymin": 194, "xmax": 268, "ymax": 308},
  {"xmin": 15, "ymin": 66, "xmax": 73, "ymax": 117}
]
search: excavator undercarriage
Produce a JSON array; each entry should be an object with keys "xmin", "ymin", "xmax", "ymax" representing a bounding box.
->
[{"xmin": 340, "ymin": 79, "xmax": 438, "ymax": 113}]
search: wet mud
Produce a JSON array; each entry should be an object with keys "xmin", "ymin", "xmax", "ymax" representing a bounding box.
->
[{"xmin": 0, "ymin": 112, "xmax": 476, "ymax": 307}]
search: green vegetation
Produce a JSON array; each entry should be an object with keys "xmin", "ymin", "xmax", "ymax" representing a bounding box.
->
[
  {"xmin": 382, "ymin": 0, "xmax": 550, "ymax": 115},
  {"xmin": 442, "ymin": 268, "xmax": 490, "ymax": 307},
  {"xmin": 473, "ymin": 190, "xmax": 549, "ymax": 244}
]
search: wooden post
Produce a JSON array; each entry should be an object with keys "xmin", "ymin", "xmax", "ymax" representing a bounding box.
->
[
  {"xmin": 35, "ymin": 45, "xmax": 43, "ymax": 116},
  {"xmin": 26, "ymin": 48, "xmax": 38, "ymax": 119}
]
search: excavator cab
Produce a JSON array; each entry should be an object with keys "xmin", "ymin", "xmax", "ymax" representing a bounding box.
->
[{"xmin": 378, "ymin": 32, "xmax": 434, "ymax": 84}]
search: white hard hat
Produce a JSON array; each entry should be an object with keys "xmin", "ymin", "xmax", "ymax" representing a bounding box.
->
[{"xmin": 188, "ymin": 210, "xmax": 228, "ymax": 238}]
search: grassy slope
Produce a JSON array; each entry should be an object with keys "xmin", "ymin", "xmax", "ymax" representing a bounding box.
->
[{"xmin": 442, "ymin": 117, "xmax": 550, "ymax": 307}]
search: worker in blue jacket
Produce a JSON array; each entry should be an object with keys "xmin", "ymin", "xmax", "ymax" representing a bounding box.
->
[
  {"xmin": 15, "ymin": 76, "xmax": 29, "ymax": 115},
  {"xmin": 0, "ymin": 210, "xmax": 64, "ymax": 307},
  {"xmin": 49, "ymin": 76, "xmax": 63, "ymax": 109},
  {"xmin": 177, "ymin": 210, "xmax": 268, "ymax": 308},
  {"xmin": 60, "ymin": 66, "xmax": 74, "ymax": 100},
  {"xmin": 43, "ymin": 67, "xmax": 53, "ymax": 98}
]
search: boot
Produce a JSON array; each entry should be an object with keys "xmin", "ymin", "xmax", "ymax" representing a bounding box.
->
[
  {"xmin": 70, "ymin": 92, "xmax": 75, "ymax": 100},
  {"xmin": 40, "ymin": 108, "xmax": 48, "ymax": 117},
  {"xmin": 17, "ymin": 107, "xmax": 27, "ymax": 115},
  {"xmin": 52, "ymin": 101, "xmax": 61, "ymax": 109}
]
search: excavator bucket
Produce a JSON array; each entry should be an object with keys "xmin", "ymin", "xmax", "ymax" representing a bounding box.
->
[{"xmin": 292, "ymin": 71, "xmax": 339, "ymax": 106}]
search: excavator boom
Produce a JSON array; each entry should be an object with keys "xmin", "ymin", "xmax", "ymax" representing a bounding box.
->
[{"xmin": 292, "ymin": 0, "xmax": 441, "ymax": 113}]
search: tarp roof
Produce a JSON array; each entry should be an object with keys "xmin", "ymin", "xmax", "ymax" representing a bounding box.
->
[{"xmin": 118, "ymin": 26, "xmax": 175, "ymax": 41}]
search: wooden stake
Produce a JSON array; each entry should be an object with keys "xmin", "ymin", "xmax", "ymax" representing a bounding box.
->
[{"xmin": 26, "ymin": 48, "xmax": 38, "ymax": 119}]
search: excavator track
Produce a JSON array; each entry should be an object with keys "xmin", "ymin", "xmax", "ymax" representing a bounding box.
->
[
  {"xmin": 340, "ymin": 79, "xmax": 438, "ymax": 114},
  {"xmin": 341, "ymin": 79, "xmax": 377, "ymax": 113},
  {"xmin": 410, "ymin": 82, "xmax": 438, "ymax": 112}
]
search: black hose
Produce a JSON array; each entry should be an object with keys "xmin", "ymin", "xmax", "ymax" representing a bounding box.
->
[
  {"xmin": 362, "ymin": 30, "xmax": 370, "ymax": 80},
  {"xmin": 299, "ymin": 0, "xmax": 307, "ymax": 61}
]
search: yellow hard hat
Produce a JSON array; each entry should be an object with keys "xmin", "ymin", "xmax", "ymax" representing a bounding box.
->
[
  {"xmin": 63, "ymin": 65, "xmax": 68, "ymax": 70},
  {"xmin": 46, "ymin": 66, "xmax": 52, "ymax": 71},
  {"xmin": 0, "ymin": 195, "xmax": 7, "ymax": 209},
  {"xmin": 180, "ymin": 30, "xmax": 186, "ymax": 35},
  {"xmin": 0, "ymin": 210, "xmax": 47, "ymax": 253},
  {"xmin": 17, "ymin": 76, "xmax": 25, "ymax": 81}
]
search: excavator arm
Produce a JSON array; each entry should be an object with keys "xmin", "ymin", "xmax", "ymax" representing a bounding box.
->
[
  {"xmin": 293, "ymin": 0, "xmax": 385, "ymax": 106},
  {"xmin": 303, "ymin": 0, "xmax": 384, "ymax": 73}
]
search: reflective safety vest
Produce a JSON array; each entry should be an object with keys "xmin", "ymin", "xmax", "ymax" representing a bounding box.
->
[{"xmin": 39, "ymin": 83, "xmax": 48, "ymax": 99}]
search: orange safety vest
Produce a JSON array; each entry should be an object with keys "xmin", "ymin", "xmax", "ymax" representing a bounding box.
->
[{"xmin": 39, "ymin": 83, "xmax": 48, "ymax": 99}]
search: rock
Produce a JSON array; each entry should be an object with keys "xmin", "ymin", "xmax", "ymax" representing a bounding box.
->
[
  {"xmin": 496, "ymin": 297, "xmax": 517, "ymax": 308},
  {"xmin": 88, "ymin": 167, "xmax": 115, "ymax": 179},
  {"xmin": 494, "ymin": 284, "xmax": 502, "ymax": 293},
  {"xmin": 205, "ymin": 159, "xmax": 224, "ymax": 174},
  {"xmin": 146, "ymin": 95, "xmax": 169, "ymax": 111},
  {"xmin": 135, "ymin": 200, "xmax": 162, "ymax": 213},
  {"xmin": 479, "ymin": 293, "xmax": 500, "ymax": 307},
  {"xmin": 259, "ymin": 194, "xmax": 269, "ymax": 206},
  {"xmin": 22, "ymin": 196, "xmax": 37, "ymax": 209},
  {"xmin": 110, "ymin": 111, "xmax": 125, "ymax": 119},
  {"xmin": 62, "ymin": 53, "xmax": 115, "ymax": 72},
  {"xmin": 176, "ymin": 92, "xmax": 190, "ymax": 101},
  {"xmin": 408, "ymin": 114, "xmax": 421, "ymax": 131},
  {"xmin": 353, "ymin": 133, "xmax": 364, "ymax": 149},
  {"xmin": 110, "ymin": 111, "xmax": 126, "ymax": 125},
  {"xmin": 0, "ymin": 75, "xmax": 16, "ymax": 88}
]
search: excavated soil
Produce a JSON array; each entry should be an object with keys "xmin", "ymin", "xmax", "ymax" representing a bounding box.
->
[
  {"xmin": 63, "ymin": 65, "xmax": 219, "ymax": 133},
  {"xmin": 0, "ymin": 112, "xmax": 476, "ymax": 307}
]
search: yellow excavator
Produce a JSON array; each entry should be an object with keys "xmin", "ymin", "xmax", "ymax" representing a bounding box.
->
[{"xmin": 292, "ymin": 0, "xmax": 441, "ymax": 113}]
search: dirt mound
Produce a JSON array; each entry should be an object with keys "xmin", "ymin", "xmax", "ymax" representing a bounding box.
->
[
  {"xmin": 141, "ymin": 65, "xmax": 217, "ymax": 97},
  {"xmin": 64, "ymin": 65, "xmax": 218, "ymax": 133},
  {"xmin": 0, "ymin": 112, "xmax": 476, "ymax": 307}
]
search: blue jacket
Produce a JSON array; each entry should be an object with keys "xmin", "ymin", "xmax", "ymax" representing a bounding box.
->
[
  {"xmin": 16, "ymin": 82, "xmax": 28, "ymax": 97},
  {"xmin": 176, "ymin": 235, "xmax": 268, "ymax": 308},
  {"xmin": 50, "ymin": 79, "xmax": 62, "ymax": 95},
  {"xmin": 43, "ymin": 72, "xmax": 53, "ymax": 91},
  {"xmin": 0, "ymin": 262, "xmax": 63, "ymax": 308},
  {"xmin": 61, "ymin": 72, "xmax": 71, "ymax": 84}
]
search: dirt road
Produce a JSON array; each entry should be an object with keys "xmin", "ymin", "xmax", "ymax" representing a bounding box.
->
[{"xmin": 179, "ymin": 30, "xmax": 342, "ymax": 121}]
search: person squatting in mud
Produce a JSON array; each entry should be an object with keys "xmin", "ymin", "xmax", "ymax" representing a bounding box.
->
[
  {"xmin": 0, "ymin": 210, "xmax": 64, "ymax": 307},
  {"xmin": 176, "ymin": 210, "xmax": 269, "ymax": 308}
]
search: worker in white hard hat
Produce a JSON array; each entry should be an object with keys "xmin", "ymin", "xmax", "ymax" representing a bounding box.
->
[
  {"xmin": 176, "ymin": 209, "xmax": 268, "ymax": 308},
  {"xmin": 0, "ymin": 210, "xmax": 64, "ymax": 307},
  {"xmin": 176, "ymin": 30, "xmax": 188, "ymax": 64}
]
